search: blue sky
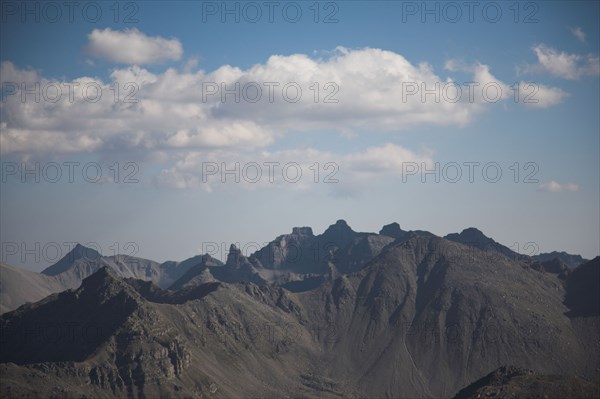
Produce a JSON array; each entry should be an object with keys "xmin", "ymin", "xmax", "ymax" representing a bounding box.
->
[{"xmin": 1, "ymin": 1, "xmax": 599, "ymax": 270}]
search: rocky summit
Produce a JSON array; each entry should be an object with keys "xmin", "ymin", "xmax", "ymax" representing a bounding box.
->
[{"xmin": 0, "ymin": 221, "xmax": 598, "ymax": 398}]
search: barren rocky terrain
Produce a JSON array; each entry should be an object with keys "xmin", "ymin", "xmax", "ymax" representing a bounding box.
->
[{"xmin": 0, "ymin": 222, "xmax": 598, "ymax": 398}]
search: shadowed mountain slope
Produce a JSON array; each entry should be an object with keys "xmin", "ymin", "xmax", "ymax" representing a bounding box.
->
[
  {"xmin": 0, "ymin": 263, "xmax": 68, "ymax": 314},
  {"xmin": 1, "ymin": 236, "xmax": 598, "ymax": 398},
  {"xmin": 453, "ymin": 366, "xmax": 600, "ymax": 399}
]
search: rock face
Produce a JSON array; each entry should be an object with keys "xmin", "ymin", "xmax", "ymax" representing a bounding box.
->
[
  {"xmin": 1, "ymin": 235, "xmax": 598, "ymax": 398},
  {"xmin": 330, "ymin": 234, "xmax": 395, "ymax": 274},
  {"xmin": 251, "ymin": 228, "xmax": 318, "ymax": 272},
  {"xmin": 379, "ymin": 222, "xmax": 434, "ymax": 241},
  {"xmin": 238, "ymin": 220, "xmax": 393, "ymax": 284},
  {"xmin": 565, "ymin": 257, "xmax": 600, "ymax": 317},
  {"xmin": 444, "ymin": 227, "xmax": 523, "ymax": 261},
  {"xmin": 1, "ymin": 267, "xmax": 197, "ymax": 398},
  {"xmin": 168, "ymin": 254, "xmax": 222, "ymax": 290},
  {"xmin": 211, "ymin": 244, "xmax": 266, "ymax": 285},
  {"xmin": 530, "ymin": 258, "xmax": 570, "ymax": 279},
  {"xmin": 453, "ymin": 366, "xmax": 600, "ymax": 399},
  {"xmin": 250, "ymin": 220, "xmax": 357, "ymax": 274},
  {"xmin": 533, "ymin": 251, "xmax": 588, "ymax": 269},
  {"xmin": 320, "ymin": 219, "xmax": 358, "ymax": 250},
  {"xmin": 379, "ymin": 222, "xmax": 406, "ymax": 239}
]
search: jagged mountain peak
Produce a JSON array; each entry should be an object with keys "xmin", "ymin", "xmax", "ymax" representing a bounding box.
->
[
  {"xmin": 78, "ymin": 266, "xmax": 137, "ymax": 296},
  {"xmin": 1, "ymin": 222, "xmax": 598, "ymax": 398},
  {"xmin": 444, "ymin": 227, "xmax": 522, "ymax": 261},
  {"xmin": 450, "ymin": 227, "xmax": 490, "ymax": 241},
  {"xmin": 328, "ymin": 219, "xmax": 352, "ymax": 230},
  {"xmin": 226, "ymin": 244, "xmax": 244, "ymax": 265},
  {"xmin": 320, "ymin": 219, "xmax": 356, "ymax": 244},
  {"xmin": 73, "ymin": 242, "xmax": 100, "ymax": 254},
  {"xmin": 379, "ymin": 222, "xmax": 402, "ymax": 236},
  {"xmin": 292, "ymin": 226, "xmax": 314, "ymax": 236},
  {"xmin": 532, "ymin": 251, "xmax": 588, "ymax": 269},
  {"xmin": 41, "ymin": 243, "xmax": 102, "ymax": 276}
]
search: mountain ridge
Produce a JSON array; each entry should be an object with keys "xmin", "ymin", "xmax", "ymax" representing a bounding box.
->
[
  {"xmin": 1, "ymin": 223, "xmax": 593, "ymax": 315},
  {"xmin": 1, "ymin": 232, "xmax": 598, "ymax": 398}
]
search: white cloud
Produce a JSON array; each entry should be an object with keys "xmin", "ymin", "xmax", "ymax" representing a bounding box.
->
[
  {"xmin": 443, "ymin": 59, "xmax": 467, "ymax": 72},
  {"xmin": 516, "ymin": 82, "xmax": 569, "ymax": 108},
  {"xmin": 0, "ymin": 61, "xmax": 39, "ymax": 84},
  {"xmin": 571, "ymin": 27, "xmax": 586, "ymax": 43},
  {"xmin": 445, "ymin": 59, "xmax": 568, "ymax": 107},
  {"xmin": 1, "ymin": 47, "xmax": 566, "ymax": 158},
  {"xmin": 522, "ymin": 44, "xmax": 600, "ymax": 80},
  {"xmin": 155, "ymin": 144, "xmax": 433, "ymax": 194},
  {"xmin": 538, "ymin": 181, "xmax": 579, "ymax": 192},
  {"xmin": 86, "ymin": 28, "xmax": 183, "ymax": 65},
  {"xmin": 165, "ymin": 121, "xmax": 274, "ymax": 149}
]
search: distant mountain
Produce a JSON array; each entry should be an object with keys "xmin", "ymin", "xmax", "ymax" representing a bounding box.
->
[
  {"xmin": 379, "ymin": 221, "xmax": 435, "ymax": 241},
  {"xmin": 319, "ymin": 219, "xmax": 362, "ymax": 249},
  {"xmin": 40, "ymin": 243, "xmax": 219, "ymax": 289},
  {"xmin": 40, "ymin": 243, "xmax": 102, "ymax": 276},
  {"xmin": 444, "ymin": 227, "xmax": 523, "ymax": 261},
  {"xmin": 1, "ymin": 235, "xmax": 598, "ymax": 398},
  {"xmin": 328, "ymin": 233, "xmax": 394, "ymax": 274},
  {"xmin": 40, "ymin": 244, "xmax": 163, "ymax": 288},
  {"xmin": 171, "ymin": 220, "xmax": 427, "ymax": 289},
  {"xmin": 3, "ymin": 223, "xmax": 591, "ymax": 315},
  {"xmin": 211, "ymin": 244, "xmax": 266, "ymax": 285},
  {"xmin": 533, "ymin": 251, "xmax": 588, "ymax": 269},
  {"xmin": 0, "ymin": 263, "xmax": 68, "ymax": 314},
  {"xmin": 530, "ymin": 257, "xmax": 570, "ymax": 279},
  {"xmin": 168, "ymin": 254, "xmax": 222, "ymax": 290},
  {"xmin": 0, "ymin": 244, "xmax": 221, "ymax": 314},
  {"xmin": 251, "ymin": 226, "xmax": 325, "ymax": 274},
  {"xmin": 250, "ymin": 219, "xmax": 437, "ymax": 277},
  {"xmin": 250, "ymin": 220, "xmax": 371, "ymax": 275}
]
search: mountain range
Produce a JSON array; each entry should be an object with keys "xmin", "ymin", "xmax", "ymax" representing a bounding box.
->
[{"xmin": 0, "ymin": 220, "xmax": 597, "ymax": 398}]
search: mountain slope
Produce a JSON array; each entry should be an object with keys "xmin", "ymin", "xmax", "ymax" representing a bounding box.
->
[
  {"xmin": 41, "ymin": 245, "xmax": 164, "ymax": 288},
  {"xmin": 0, "ymin": 245, "xmax": 219, "ymax": 314},
  {"xmin": 0, "ymin": 263, "xmax": 68, "ymax": 314},
  {"xmin": 1, "ymin": 236, "xmax": 597, "ymax": 398},
  {"xmin": 565, "ymin": 257, "xmax": 600, "ymax": 317},
  {"xmin": 453, "ymin": 366, "xmax": 600, "ymax": 399},
  {"xmin": 0, "ymin": 267, "xmax": 337, "ymax": 398},
  {"xmin": 293, "ymin": 236, "xmax": 598, "ymax": 398},
  {"xmin": 41, "ymin": 244, "xmax": 103, "ymax": 276},
  {"xmin": 168, "ymin": 254, "xmax": 223, "ymax": 290},
  {"xmin": 445, "ymin": 227, "xmax": 523, "ymax": 261},
  {"xmin": 533, "ymin": 251, "xmax": 589, "ymax": 269},
  {"xmin": 40, "ymin": 244, "xmax": 215, "ymax": 289}
]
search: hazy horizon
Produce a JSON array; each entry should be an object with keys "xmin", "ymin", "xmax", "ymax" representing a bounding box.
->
[{"xmin": 2, "ymin": 1, "xmax": 599, "ymax": 271}]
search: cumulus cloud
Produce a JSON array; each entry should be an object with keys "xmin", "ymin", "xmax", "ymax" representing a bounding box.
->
[
  {"xmin": 521, "ymin": 44, "xmax": 600, "ymax": 80},
  {"xmin": 445, "ymin": 59, "xmax": 568, "ymax": 107},
  {"xmin": 538, "ymin": 181, "xmax": 579, "ymax": 192},
  {"xmin": 571, "ymin": 27, "xmax": 586, "ymax": 43},
  {"xmin": 516, "ymin": 82, "xmax": 569, "ymax": 108},
  {"xmin": 86, "ymin": 28, "xmax": 183, "ymax": 65},
  {"xmin": 0, "ymin": 61, "xmax": 39, "ymax": 84},
  {"xmin": 1, "ymin": 47, "xmax": 566, "ymax": 160},
  {"xmin": 155, "ymin": 143, "xmax": 433, "ymax": 194}
]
